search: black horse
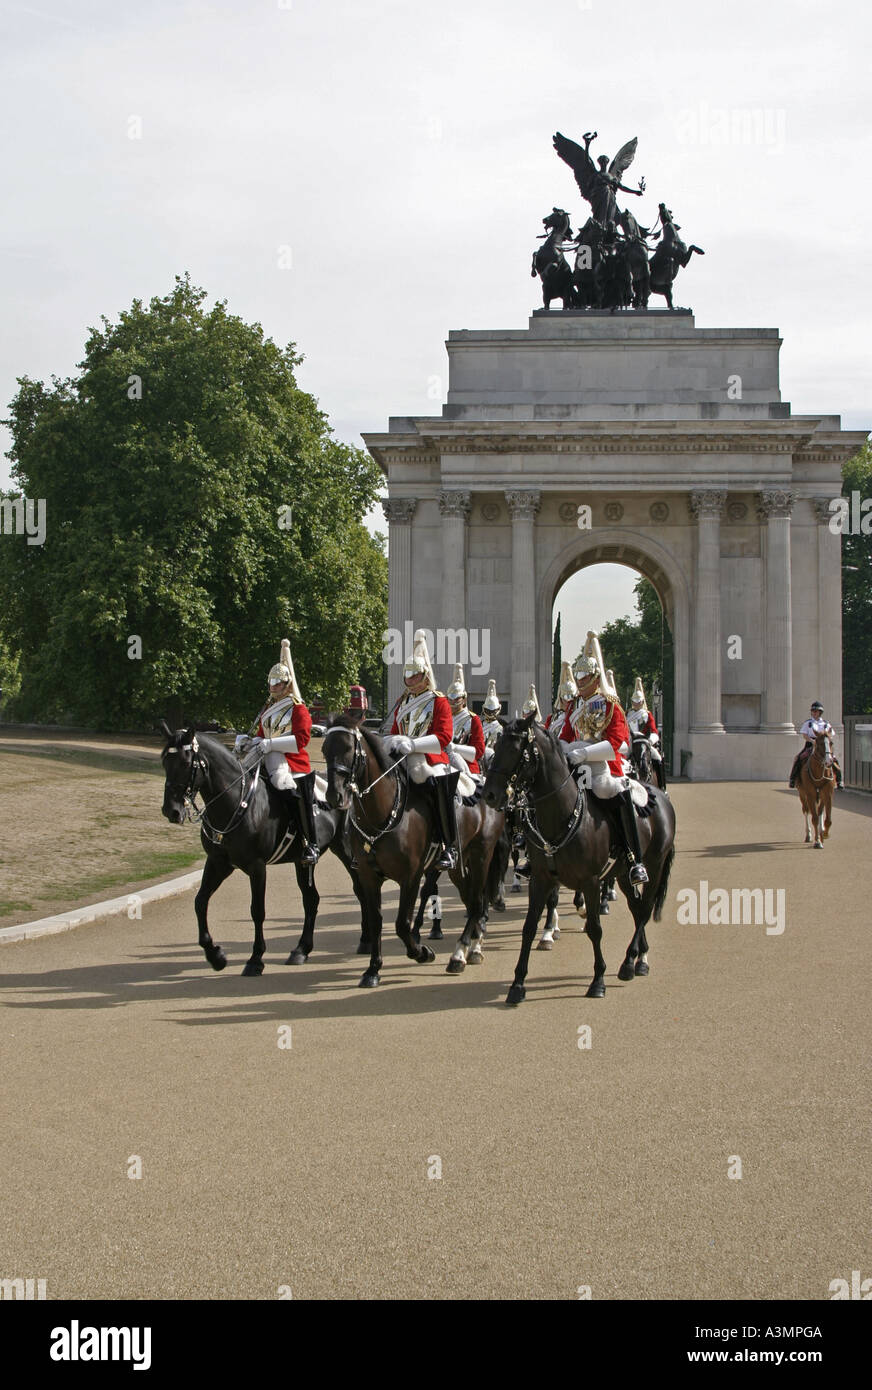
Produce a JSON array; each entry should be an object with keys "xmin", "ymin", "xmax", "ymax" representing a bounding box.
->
[
  {"xmin": 483, "ymin": 714, "xmax": 676, "ymax": 1003},
  {"xmin": 160, "ymin": 723, "xmax": 362, "ymax": 974},
  {"xmin": 324, "ymin": 718, "xmax": 507, "ymax": 986}
]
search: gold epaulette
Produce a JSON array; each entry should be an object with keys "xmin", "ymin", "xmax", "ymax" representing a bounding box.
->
[{"xmin": 433, "ymin": 689, "xmax": 445, "ymax": 698}]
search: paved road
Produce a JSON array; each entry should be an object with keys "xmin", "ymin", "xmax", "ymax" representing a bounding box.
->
[{"xmin": 1, "ymin": 783, "xmax": 869, "ymax": 1300}]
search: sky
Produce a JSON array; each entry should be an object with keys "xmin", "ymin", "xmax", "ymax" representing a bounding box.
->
[{"xmin": 2, "ymin": 0, "xmax": 870, "ymax": 660}]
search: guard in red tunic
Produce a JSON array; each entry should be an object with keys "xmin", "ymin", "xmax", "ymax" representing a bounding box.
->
[
  {"xmin": 446, "ymin": 662, "xmax": 486, "ymax": 777},
  {"xmin": 628, "ymin": 677, "xmax": 665, "ymax": 788},
  {"xmin": 235, "ymin": 638, "xmax": 320, "ymax": 864},
  {"xmin": 562, "ymin": 632, "xmax": 649, "ymax": 886},
  {"xmin": 546, "ymin": 662, "xmax": 577, "ymax": 738},
  {"xmin": 386, "ymin": 628, "xmax": 459, "ymax": 869}
]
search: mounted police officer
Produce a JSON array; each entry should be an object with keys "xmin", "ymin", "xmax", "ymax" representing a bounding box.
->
[
  {"xmin": 561, "ymin": 632, "xmax": 649, "ymax": 887},
  {"xmin": 386, "ymin": 628, "xmax": 459, "ymax": 870},
  {"xmin": 789, "ymin": 701, "xmax": 843, "ymax": 789},
  {"xmin": 235, "ymin": 638, "xmax": 320, "ymax": 865}
]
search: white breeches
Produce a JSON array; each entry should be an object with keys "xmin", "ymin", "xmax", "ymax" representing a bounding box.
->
[
  {"xmin": 588, "ymin": 760, "xmax": 629, "ymax": 800},
  {"xmin": 265, "ymin": 751, "xmax": 297, "ymax": 791}
]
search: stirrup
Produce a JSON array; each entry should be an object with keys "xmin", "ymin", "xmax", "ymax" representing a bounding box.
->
[
  {"xmin": 300, "ymin": 841, "xmax": 319, "ymax": 865},
  {"xmin": 629, "ymin": 862, "xmax": 648, "ymax": 885},
  {"xmin": 436, "ymin": 844, "xmax": 457, "ymax": 870}
]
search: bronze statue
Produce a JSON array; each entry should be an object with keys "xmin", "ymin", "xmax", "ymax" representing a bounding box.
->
[
  {"xmin": 647, "ymin": 203, "xmax": 705, "ymax": 310},
  {"xmin": 553, "ymin": 130, "xmax": 645, "ymax": 232},
  {"xmin": 531, "ymin": 207, "xmax": 575, "ymax": 309}
]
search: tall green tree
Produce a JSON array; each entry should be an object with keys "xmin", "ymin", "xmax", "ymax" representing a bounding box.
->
[
  {"xmin": 589, "ymin": 578, "xmax": 674, "ymax": 758},
  {"xmin": 841, "ymin": 439, "xmax": 872, "ymax": 714},
  {"xmin": 551, "ymin": 611, "xmax": 562, "ymax": 707},
  {"xmin": 0, "ymin": 275, "xmax": 387, "ymax": 729}
]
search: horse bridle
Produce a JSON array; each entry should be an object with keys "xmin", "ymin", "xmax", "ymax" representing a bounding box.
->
[
  {"xmin": 163, "ymin": 735, "xmax": 254, "ymax": 844},
  {"xmin": 807, "ymin": 738, "xmax": 835, "ymax": 787},
  {"xmin": 496, "ymin": 724, "xmax": 584, "ymax": 859},
  {"xmin": 324, "ymin": 726, "xmax": 407, "ymax": 854}
]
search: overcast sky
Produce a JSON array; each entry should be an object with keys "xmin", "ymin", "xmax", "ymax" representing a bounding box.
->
[{"xmin": 2, "ymin": 0, "xmax": 870, "ymax": 659}]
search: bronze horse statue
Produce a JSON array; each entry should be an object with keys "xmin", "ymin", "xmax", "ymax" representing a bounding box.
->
[
  {"xmin": 648, "ymin": 203, "xmax": 704, "ymax": 309},
  {"xmin": 531, "ymin": 208, "xmax": 576, "ymax": 309}
]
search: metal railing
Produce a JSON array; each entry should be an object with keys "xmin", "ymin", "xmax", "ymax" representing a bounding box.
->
[{"xmin": 842, "ymin": 715, "xmax": 872, "ymax": 791}]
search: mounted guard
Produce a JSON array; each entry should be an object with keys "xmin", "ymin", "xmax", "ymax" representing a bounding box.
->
[
  {"xmin": 522, "ymin": 684, "xmax": 543, "ymax": 722},
  {"xmin": 628, "ymin": 677, "xmax": 666, "ymax": 789},
  {"xmin": 446, "ymin": 662, "xmax": 486, "ymax": 779},
  {"xmin": 563, "ymin": 632, "xmax": 650, "ymax": 887},
  {"xmin": 386, "ymin": 628, "xmax": 459, "ymax": 870},
  {"xmin": 546, "ymin": 662, "xmax": 578, "ymax": 739},
  {"xmin": 235, "ymin": 638, "xmax": 320, "ymax": 865},
  {"xmin": 480, "ymin": 679, "xmax": 504, "ymax": 771}
]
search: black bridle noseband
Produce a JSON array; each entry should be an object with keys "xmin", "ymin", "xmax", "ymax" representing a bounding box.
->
[
  {"xmin": 323, "ymin": 726, "xmax": 408, "ymax": 855},
  {"xmin": 495, "ymin": 724, "xmax": 585, "ymax": 860}
]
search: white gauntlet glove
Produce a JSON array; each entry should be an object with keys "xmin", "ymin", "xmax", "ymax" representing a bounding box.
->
[
  {"xmin": 451, "ymin": 743, "xmax": 476, "ymax": 761},
  {"xmin": 567, "ymin": 745, "xmax": 588, "ymax": 766},
  {"xmin": 262, "ymin": 734, "xmax": 298, "ymax": 754},
  {"xmin": 390, "ymin": 735, "xmax": 414, "ymax": 756}
]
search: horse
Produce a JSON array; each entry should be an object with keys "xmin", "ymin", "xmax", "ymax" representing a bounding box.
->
[
  {"xmin": 648, "ymin": 202, "xmax": 704, "ymax": 310},
  {"xmin": 323, "ymin": 718, "xmax": 507, "ymax": 986},
  {"xmin": 571, "ymin": 216, "xmax": 606, "ymax": 308},
  {"xmin": 159, "ymin": 723, "xmax": 363, "ymax": 974},
  {"xmin": 630, "ymin": 734, "xmax": 656, "ymax": 786},
  {"xmin": 796, "ymin": 729, "xmax": 835, "ymax": 849},
  {"xmin": 483, "ymin": 714, "xmax": 676, "ymax": 1003},
  {"xmin": 532, "ymin": 208, "xmax": 576, "ymax": 309},
  {"xmin": 615, "ymin": 207, "xmax": 651, "ymax": 308},
  {"xmin": 412, "ymin": 827, "xmax": 511, "ymax": 942}
]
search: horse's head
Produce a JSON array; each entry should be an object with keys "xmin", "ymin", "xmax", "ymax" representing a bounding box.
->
[
  {"xmin": 482, "ymin": 713, "xmax": 537, "ymax": 811},
  {"xmin": 543, "ymin": 207, "xmax": 571, "ymax": 239},
  {"xmin": 159, "ymin": 719, "xmax": 207, "ymax": 823},
  {"xmin": 323, "ymin": 717, "xmax": 372, "ymax": 812}
]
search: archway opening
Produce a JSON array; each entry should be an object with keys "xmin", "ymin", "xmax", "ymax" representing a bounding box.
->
[{"xmin": 551, "ymin": 561, "xmax": 676, "ymax": 769}]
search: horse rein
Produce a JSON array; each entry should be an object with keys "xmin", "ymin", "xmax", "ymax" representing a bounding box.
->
[
  {"xmin": 324, "ymin": 727, "xmax": 408, "ymax": 853},
  {"xmin": 498, "ymin": 725, "xmax": 584, "ymax": 858}
]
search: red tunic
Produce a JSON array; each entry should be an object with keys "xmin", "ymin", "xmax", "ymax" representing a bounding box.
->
[
  {"xmin": 258, "ymin": 702, "xmax": 312, "ymax": 774},
  {"xmin": 466, "ymin": 712, "xmax": 485, "ymax": 775},
  {"xmin": 391, "ymin": 692, "xmax": 452, "ymax": 767},
  {"xmin": 560, "ymin": 698, "xmax": 630, "ymax": 778}
]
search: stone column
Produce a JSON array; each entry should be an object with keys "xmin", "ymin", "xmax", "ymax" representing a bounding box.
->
[
  {"xmin": 812, "ymin": 497, "xmax": 842, "ymax": 731},
  {"xmin": 505, "ymin": 489, "xmax": 541, "ymax": 714},
  {"xmin": 438, "ymin": 491, "xmax": 471, "ymax": 664},
  {"xmin": 689, "ymin": 489, "xmax": 726, "ymax": 733},
  {"xmin": 382, "ymin": 497, "xmax": 417, "ymax": 709},
  {"xmin": 757, "ymin": 489, "xmax": 795, "ymax": 732}
]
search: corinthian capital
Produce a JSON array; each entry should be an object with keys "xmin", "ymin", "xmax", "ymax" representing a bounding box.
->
[
  {"xmin": 505, "ymin": 489, "xmax": 542, "ymax": 521},
  {"xmin": 756, "ymin": 489, "xmax": 795, "ymax": 520},
  {"xmin": 381, "ymin": 496, "xmax": 418, "ymax": 525},
  {"xmin": 688, "ymin": 489, "xmax": 727, "ymax": 520},
  {"xmin": 437, "ymin": 489, "xmax": 472, "ymax": 519},
  {"xmin": 811, "ymin": 495, "xmax": 835, "ymax": 524}
]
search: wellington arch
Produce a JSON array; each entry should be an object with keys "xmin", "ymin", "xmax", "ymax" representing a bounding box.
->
[{"xmin": 364, "ymin": 310, "xmax": 865, "ymax": 780}]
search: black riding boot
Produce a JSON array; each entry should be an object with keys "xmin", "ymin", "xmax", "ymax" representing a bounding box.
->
[
  {"xmin": 432, "ymin": 772, "xmax": 460, "ymax": 871},
  {"xmin": 616, "ymin": 788, "xmax": 648, "ymax": 886},
  {"xmin": 788, "ymin": 751, "xmax": 804, "ymax": 788},
  {"xmin": 294, "ymin": 772, "xmax": 320, "ymax": 865}
]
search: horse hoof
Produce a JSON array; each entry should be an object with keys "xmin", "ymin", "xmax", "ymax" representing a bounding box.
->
[
  {"xmin": 506, "ymin": 984, "xmax": 526, "ymax": 1006},
  {"xmin": 492, "ymin": 897, "xmax": 506, "ymax": 912},
  {"xmin": 586, "ymin": 980, "xmax": 606, "ymax": 999},
  {"xmin": 510, "ymin": 882, "xmax": 523, "ymax": 894},
  {"xmin": 468, "ymin": 950, "xmax": 483, "ymax": 965},
  {"xmin": 617, "ymin": 961, "xmax": 636, "ymax": 982},
  {"xmin": 607, "ymin": 887, "xmax": 617, "ymax": 901},
  {"xmin": 207, "ymin": 948, "xmax": 227, "ymax": 971},
  {"xmin": 356, "ymin": 938, "xmax": 370, "ymax": 955},
  {"xmin": 552, "ymin": 926, "xmax": 560, "ymax": 939},
  {"xmin": 599, "ymin": 901, "xmax": 610, "ymax": 915},
  {"xmin": 287, "ymin": 950, "xmax": 309, "ymax": 966},
  {"xmin": 359, "ymin": 972, "xmax": 380, "ymax": 988},
  {"xmin": 428, "ymin": 925, "xmax": 443, "ymax": 940},
  {"xmin": 537, "ymin": 938, "xmax": 553, "ymax": 951},
  {"xmin": 445, "ymin": 957, "xmax": 466, "ymax": 975},
  {"xmin": 813, "ymin": 842, "xmax": 822, "ymax": 850},
  {"xmin": 241, "ymin": 961, "xmax": 264, "ymax": 977},
  {"xmin": 418, "ymin": 945, "xmax": 436, "ymax": 964},
  {"xmin": 635, "ymin": 960, "xmax": 649, "ymax": 976}
]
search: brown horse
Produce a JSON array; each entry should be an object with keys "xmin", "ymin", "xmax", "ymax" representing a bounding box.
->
[{"xmin": 796, "ymin": 730, "xmax": 834, "ymax": 849}]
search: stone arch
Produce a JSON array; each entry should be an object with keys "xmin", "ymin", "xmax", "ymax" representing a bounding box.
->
[{"xmin": 537, "ymin": 527, "xmax": 691, "ymax": 772}]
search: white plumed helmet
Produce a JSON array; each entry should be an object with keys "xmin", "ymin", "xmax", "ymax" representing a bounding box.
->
[
  {"xmin": 446, "ymin": 663, "xmax": 466, "ymax": 701},
  {"xmin": 522, "ymin": 683, "xmax": 542, "ymax": 721},
  {"xmin": 557, "ymin": 660, "xmax": 578, "ymax": 702},
  {"xmin": 482, "ymin": 679, "xmax": 501, "ymax": 714},
  {"xmin": 403, "ymin": 628, "xmax": 436, "ymax": 689},
  {"xmin": 268, "ymin": 638, "xmax": 303, "ymax": 703}
]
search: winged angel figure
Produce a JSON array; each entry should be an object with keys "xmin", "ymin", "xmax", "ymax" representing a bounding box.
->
[{"xmin": 553, "ymin": 130, "xmax": 646, "ymax": 231}]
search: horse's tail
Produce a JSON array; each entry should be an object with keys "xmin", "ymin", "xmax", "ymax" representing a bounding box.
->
[{"xmin": 653, "ymin": 844, "xmax": 675, "ymax": 923}]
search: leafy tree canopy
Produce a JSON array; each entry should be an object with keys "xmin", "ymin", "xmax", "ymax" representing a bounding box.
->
[
  {"xmin": 0, "ymin": 274, "xmax": 387, "ymax": 729},
  {"xmin": 842, "ymin": 438, "xmax": 872, "ymax": 714}
]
